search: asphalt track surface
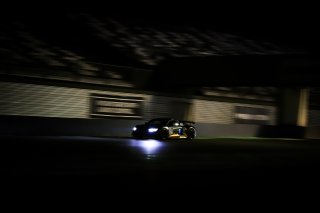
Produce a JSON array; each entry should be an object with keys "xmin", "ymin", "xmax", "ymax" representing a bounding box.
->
[{"xmin": 2, "ymin": 136, "xmax": 320, "ymax": 195}]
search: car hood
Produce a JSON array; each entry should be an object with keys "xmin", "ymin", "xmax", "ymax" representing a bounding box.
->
[{"xmin": 136, "ymin": 124, "xmax": 163, "ymax": 129}]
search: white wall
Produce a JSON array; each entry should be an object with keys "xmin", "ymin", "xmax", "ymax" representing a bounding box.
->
[
  {"xmin": 0, "ymin": 81, "xmax": 277, "ymax": 125},
  {"xmin": 192, "ymin": 99, "xmax": 277, "ymax": 125}
]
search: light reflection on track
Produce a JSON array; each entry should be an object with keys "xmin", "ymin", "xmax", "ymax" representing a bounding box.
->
[{"xmin": 129, "ymin": 139, "xmax": 166, "ymax": 155}]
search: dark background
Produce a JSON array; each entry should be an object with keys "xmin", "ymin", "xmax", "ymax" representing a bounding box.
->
[
  {"xmin": 1, "ymin": 2, "xmax": 319, "ymax": 88},
  {"xmin": 1, "ymin": 1, "xmax": 319, "ymax": 53}
]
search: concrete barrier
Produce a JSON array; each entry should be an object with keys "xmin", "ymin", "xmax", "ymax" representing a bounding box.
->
[
  {"xmin": 0, "ymin": 115, "xmax": 316, "ymax": 139},
  {"xmin": 305, "ymin": 126, "xmax": 320, "ymax": 139},
  {"xmin": 0, "ymin": 115, "xmax": 137, "ymax": 137}
]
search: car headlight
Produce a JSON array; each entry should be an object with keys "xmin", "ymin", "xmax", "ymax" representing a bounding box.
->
[
  {"xmin": 148, "ymin": 128, "xmax": 158, "ymax": 133},
  {"xmin": 132, "ymin": 127, "xmax": 137, "ymax": 131}
]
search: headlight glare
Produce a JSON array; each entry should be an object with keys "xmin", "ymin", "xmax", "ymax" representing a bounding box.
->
[{"xmin": 148, "ymin": 128, "xmax": 158, "ymax": 133}]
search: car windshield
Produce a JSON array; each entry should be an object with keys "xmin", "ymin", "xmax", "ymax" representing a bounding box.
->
[{"xmin": 147, "ymin": 118, "xmax": 171, "ymax": 125}]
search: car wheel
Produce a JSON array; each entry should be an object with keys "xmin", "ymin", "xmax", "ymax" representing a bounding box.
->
[
  {"xmin": 157, "ymin": 128, "xmax": 169, "ymax": 140},
  {"xmin": 186, "ymin": 127, "xmax": 196, "ymax": 140}
]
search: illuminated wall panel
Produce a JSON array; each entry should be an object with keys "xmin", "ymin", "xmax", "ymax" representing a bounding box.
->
[
  {"xmin": 192, "ymin": 99, "xmax": 277, "ymax": 125},
  {"xmin": 308, "ymin": 110, "xmax": 320, "ymax": 126},
  {"xmin": 0, "ymin": 82, "xmax": 278, "ymax": 125},
  {"xmin": 0, "ymin": 82, "xmax": 148, "ymax": 119}
]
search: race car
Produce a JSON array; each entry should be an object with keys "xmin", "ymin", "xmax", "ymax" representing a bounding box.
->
[{"xmin": 132, "ymin": 118, "xmax": 196, "ymax": 140}]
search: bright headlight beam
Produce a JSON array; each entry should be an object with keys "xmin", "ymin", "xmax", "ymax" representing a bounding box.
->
[
  {"xmin": 148, "ymin": 128, "xmax": 158, "ymax": 133},
  {"xmin": 133, "ymin": 127, "xmax": 137, "ymax": 131}
]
